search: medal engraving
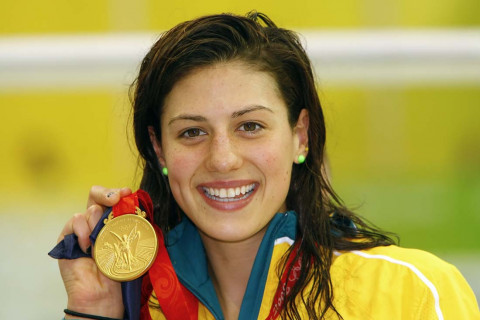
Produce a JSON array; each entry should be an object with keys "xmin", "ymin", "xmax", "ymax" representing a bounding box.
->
[{"xmin": 93, "ymin": 210, "xmax": 158, "ymax": 281}]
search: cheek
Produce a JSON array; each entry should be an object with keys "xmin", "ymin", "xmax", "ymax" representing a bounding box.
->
[
  {"xmin": 170, "ymin": 157, "xmax": 196, "ymax": 179},
  {"xmin": 255, "ymin": 143, "xmax": 292, "ymax": 177},
  {"xmin": 165, "ymin": 147, "xmax": 198, "ymax": 181},
  {"xmin": 166, "ymin": 149, "xmax": 200, "ymax": 209},
  {"xmin": 268, "ymin": 138, "xmax": 294, "ymax": 186},
  {"xmin": 257, "ymin": 145, "xmax": 292, "ymax": 208}
]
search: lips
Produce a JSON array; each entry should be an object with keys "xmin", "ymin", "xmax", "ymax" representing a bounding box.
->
[{"xmin": 198, "ymin": 181, "xmax": 257, "ymax": 210}]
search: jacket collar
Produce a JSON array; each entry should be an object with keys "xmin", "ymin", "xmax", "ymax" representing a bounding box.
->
[{"xmin": 165, "ymin": 211, "xmax": 298, "ymax": 320}]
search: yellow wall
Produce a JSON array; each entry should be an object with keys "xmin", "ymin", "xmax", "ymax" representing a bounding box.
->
[
  {"xmin": 0, "ymin": 91, "xmax": 137, "ymax": 197},
  {"xmin": 1, "ymin": 0, "xmax": 479, "ymax": 34}
]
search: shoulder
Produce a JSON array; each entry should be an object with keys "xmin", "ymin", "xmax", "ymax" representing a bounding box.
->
[
  {"xmin": 330, "ymin": 245, "xmax": 480, "ymax": 320},
  {"xmin": 333, "ymin": 245, "xmax": 455, "ymax": 282}
]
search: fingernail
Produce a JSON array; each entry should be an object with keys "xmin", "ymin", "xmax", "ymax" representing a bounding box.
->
[{"xmin": 106, "ymin": 191, "xmax": 116, "ymax": 198}]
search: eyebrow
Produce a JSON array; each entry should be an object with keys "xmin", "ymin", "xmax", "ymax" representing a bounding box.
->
[
  {"xmin": 168, "ymin": 114, "xmax": 206, "ymax": 125},
  {"xmin": 168, "ymin": 105, "xmax": 273, "ymax": 125},
  {"xmin": 231, "ymin": 105, "xmax": 273, "ymax": 118}
]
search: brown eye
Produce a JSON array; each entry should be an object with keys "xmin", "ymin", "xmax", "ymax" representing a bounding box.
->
[
  {"xmin": 241, "ymin": 122, "xmax": 261, "ymax": 132},
  {"xmin": 182, "ymin": 128, "xmax": 206, "ymax": 138}
]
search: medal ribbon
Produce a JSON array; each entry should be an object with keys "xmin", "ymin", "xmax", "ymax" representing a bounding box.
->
[
  {"xmin": 117, "ymin": 191, "xmax": 198, "ymax": 320},
  {"xmin": 265, "ymin": 242, "xmax": 302, "ymax": 320},
  {"xmin": 112, "ymin": 192, "xmax": 140, "ymax": 218}
]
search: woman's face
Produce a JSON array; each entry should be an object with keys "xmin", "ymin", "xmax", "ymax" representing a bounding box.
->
[{"xmin": 153, "ymin": 61, "xmax": 308, "ymax": 243}]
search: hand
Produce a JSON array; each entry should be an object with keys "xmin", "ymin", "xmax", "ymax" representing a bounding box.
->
[{"xmin": 57, "ymin": 186, "xmax": 132, "ymax": 318}]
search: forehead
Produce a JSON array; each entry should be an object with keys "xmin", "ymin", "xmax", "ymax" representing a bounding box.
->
[{"xmin": 162, "ymin": 61, "xmax": 286, "ymax": 118}]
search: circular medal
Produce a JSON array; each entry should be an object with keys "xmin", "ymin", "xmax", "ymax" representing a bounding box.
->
[{"xmin": 93, "ymin": 211, "xmax": 158, "ymax": 282}]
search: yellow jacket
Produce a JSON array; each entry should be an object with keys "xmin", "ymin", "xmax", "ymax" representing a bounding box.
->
[{"xmin": 149, "ymin": 212, "xmax": 479, "ymax": 319}]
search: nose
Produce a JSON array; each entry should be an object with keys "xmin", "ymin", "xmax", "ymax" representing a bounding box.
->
[{"xmin": 205, "ymin": 133, "xmax": 242, "ymax": 173}]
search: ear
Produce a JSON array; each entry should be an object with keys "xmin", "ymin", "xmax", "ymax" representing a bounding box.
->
[
  {"xmin": 293, "ymin": 109, "xmax": 309, "ymax": 162},
  {"xmin": 148, "ymin": 126, "xmax": 166, "ymax": 168}
]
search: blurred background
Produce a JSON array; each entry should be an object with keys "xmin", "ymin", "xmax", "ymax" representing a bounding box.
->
[{"xmin": 1, "ymin": 0, "xmax": 479, "ymax": 318}]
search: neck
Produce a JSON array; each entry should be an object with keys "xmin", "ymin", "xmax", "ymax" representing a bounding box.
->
[{"xmin": 200, "ymin": 231, "xmax": 265, "ymax": 320}]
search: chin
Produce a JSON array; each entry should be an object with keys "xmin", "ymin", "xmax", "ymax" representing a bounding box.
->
[{"xmin": 199, "ymin": 222, "xmax": 267, "ymax": 244}]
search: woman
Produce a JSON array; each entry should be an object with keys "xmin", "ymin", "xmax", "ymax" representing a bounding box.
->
[{"xmin": 53, "ymin": 12, "xmax": 479, "ymax": 320}]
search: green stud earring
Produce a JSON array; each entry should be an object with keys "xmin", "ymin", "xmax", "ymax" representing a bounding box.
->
[
  {"xmin": 298, "ymin": 155, "xmax": 306, "ymax": 164},
  {"xmin": 162, "ymin": 167, "xmax": 168, "ymax": 176}
]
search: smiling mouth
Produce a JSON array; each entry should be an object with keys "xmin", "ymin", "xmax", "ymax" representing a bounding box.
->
[{"xmin": 202, "ymin": 183, "xmax": 256, "ymax": 202}]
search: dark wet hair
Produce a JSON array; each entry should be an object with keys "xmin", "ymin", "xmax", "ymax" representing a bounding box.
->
[{"xmin": 131, "ymin": 11, "xmax": 395, "ymax": 319}]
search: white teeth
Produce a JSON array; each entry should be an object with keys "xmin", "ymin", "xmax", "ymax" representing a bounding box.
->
[
  {"xmin": 203, "ymin": 183, "xmax": 255, "ymax": 201},
  {"xmin": 219, "ymin": 189, "xmax": 227, "ymax": 198}
]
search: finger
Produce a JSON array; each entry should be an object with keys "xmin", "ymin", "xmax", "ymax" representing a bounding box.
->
[
  {"xmin": 58, "ymin": 213, "xmax": 91, "ymax": 253},
  {"xmin": 86, "ymin": 186, "xmax": 128, "ymax": 209},
  {"xmin": 72, "ymin": 213, "xmax": 92, "ymax": 253},
  {"xmin": 118, "ymin": 187, "xmax": 132, "ymax": 198},
  {"xmin": 86, "ymin": 204, "xmax": 104, "ymax": 231}
]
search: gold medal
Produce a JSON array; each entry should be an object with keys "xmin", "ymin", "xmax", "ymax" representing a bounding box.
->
[{"xmin": 93, "ymin": 207, "xmax": 158, "ymax": 281}]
